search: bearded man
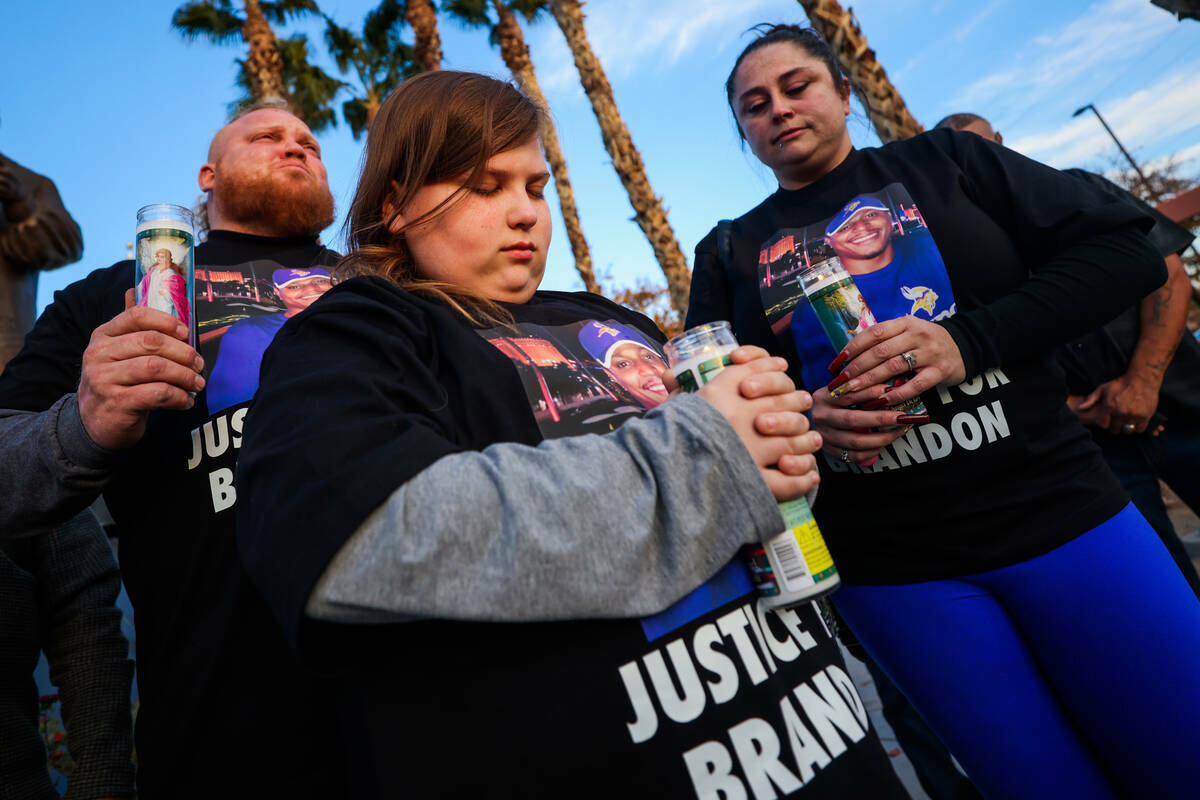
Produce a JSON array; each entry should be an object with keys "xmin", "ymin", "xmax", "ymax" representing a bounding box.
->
[{"xmin": 0, "ymin": 103, "xmax": 342, "ymax": 797}]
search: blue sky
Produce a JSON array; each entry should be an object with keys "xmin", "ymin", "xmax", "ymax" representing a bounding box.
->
[{"xmin": 3, "ymin": 0, "xmax": 1197, "ymax": 316}]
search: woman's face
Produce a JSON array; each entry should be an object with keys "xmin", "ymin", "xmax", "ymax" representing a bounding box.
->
[
  {"xmin": 394, "ymin": 138, "xmax": 551, "ymax": 304},
  {"xmin": 608, "ymin": 342, "xmax": 668, "ymax": 408},
  {"xmin": 731, "ymin": 43, "xmax": 853, "ymax": 189}
]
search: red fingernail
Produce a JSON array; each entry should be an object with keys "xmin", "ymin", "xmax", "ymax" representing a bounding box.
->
[
  {"xmin": 828, "ymin": 372, "xmax": 850, "ymax": 390},
  {"xmin": 861, "ymin": 397, "xmax": 889, "ymax": 410},
  {"xmin": 862, "ymin": 456, "xmax": 878, "ymax": 467},
  {"xmin": 896, "ymin": 414, "xmax": 930, "ymax": 424},
  {"xmin": 851, "ymin": 426, "xmax": 870, "ymax": 434},
  {"xmin": 828, "ymin": 351, "xmax": 849, "ymax": 374}
]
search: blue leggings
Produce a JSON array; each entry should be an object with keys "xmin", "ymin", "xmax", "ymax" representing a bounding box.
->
[{"xmin": 833, "ymin": 504, "xmax": 1200, "ymax": 800}]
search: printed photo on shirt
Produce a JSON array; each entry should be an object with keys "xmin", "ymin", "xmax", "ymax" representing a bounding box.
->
[
  {"xmin": 757, "ymin": 184, "xmax": 958, "ymax": 395},
  {"xmin": 199, "ymin": 263, "xmax": 333, "ymax": 414},
  {"xmin": 481, "ymin": 318, "xmax": 669, "ymax": 439}
]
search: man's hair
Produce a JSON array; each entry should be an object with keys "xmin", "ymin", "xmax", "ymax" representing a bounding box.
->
[
  {"xmin": 934, "ymin": 112, "xmax": 986, "ymax": 131},
  {"xmin": 339, "ymin": 70, "xmax": 545, "ymax": 327},
  {"xmin": 227, "ymin": 97, "xmax": 294, "ymax": 125}
]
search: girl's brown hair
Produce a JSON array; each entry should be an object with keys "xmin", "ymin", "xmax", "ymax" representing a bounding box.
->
[{"xmin": 338, "ymin": 70, "xmax": 545, "ymax": 325}]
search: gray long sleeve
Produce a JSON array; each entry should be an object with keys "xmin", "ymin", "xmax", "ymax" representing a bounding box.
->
[
  {"xmin": 37, "ymin": 510, "xmax": 136, "ymax": 799},
  {"xmin": 308, "ymin": 394, "xmax": 787, "ymax": 623},
  {"xmin": 0, "ymin": 509, "xmax": 134, "ymax": 799},
  {"xmin": 0, "ymin": 395, "xmax": 117, "ymax": 536}
]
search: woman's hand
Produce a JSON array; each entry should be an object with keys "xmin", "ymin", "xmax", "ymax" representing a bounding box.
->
[
  {"xmin": 827, "ymin": 317, "xmax": 966, "ymax": 408},
  {"xmin": 811, "ymin": 386, "xmax": 910, "ymax": 466},
  {"xmin": 679, "ymin": 350, "xmax": 821, "ymax": 502}
]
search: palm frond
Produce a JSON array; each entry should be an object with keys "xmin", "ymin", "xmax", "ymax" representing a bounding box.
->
[
  {"xmin": 277, "ymin": 33, "xmax": 346, "ymax": 133},
  {"xmin": 342, "ymin": 97, "xmax": 370, "ymax": 139},
  {"xmin": 363, "ymin": 0, "xmax": 405, "ymax": 51},
  {"xmin": 441, "ymin": 0, "xmax": 491, "ymax": 29},
  {"xmin": 260, "ymin": 0, "xmax": 321, "ymax": 25},
  {"xmin": 323, "ymin": 2, "xmax": 414, "ymax": 104},
  {"xmin": 323, "ymin": 16, "xmax": 362, "ymax": 74},
  {"xmin": 172, "ymin": 0, "xmax": 243, "ymax": 43},
  {"xmin": 507, "ymin": 0, "xmax": 548, "ymax": 24}
]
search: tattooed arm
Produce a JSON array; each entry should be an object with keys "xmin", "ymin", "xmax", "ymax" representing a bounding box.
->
[
  {"xmin": 1134, "ymin": 254, "xmax": 1191, "ymax": 376},
  {"xmin": 1072, "ymin": 253, "xmax": 1189, "ymax": 435}
]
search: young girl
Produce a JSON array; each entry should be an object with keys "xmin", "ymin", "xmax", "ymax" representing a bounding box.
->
[
  {"xmin": 688, "ymin": 23, "xmax": 1200, "ymax": 800},
  {"xmin": 236, "ymin": 71, "xmax": 908, "ymax": 797}
]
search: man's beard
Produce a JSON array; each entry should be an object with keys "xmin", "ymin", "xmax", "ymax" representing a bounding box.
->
[{"xmin": 212, "ymin": 164, "xmax": 335, "ymax": 238}]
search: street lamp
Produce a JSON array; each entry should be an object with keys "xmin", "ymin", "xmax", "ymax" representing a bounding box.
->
[{"xmin": 1073, "ymin": 103, "xmax": 1153, "ymax": 197}]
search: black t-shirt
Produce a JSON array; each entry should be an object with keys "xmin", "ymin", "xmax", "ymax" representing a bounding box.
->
[
  {"xmin": 1055, "ymin": 168, "xmax": 1200, "ymax": 422},
  {"xmin": 0, "ymin": 231, "xmax": 344, "ymax": 798},
  {"xmin": 236, "ymin": 277, "xmax": 908, "ymax": 799},
  {"xmin": 688, "ymin": 129, "xmax": 1164, "ymax": 584}
]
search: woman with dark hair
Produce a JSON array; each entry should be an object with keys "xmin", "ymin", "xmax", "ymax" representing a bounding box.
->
[
  {"xmin": 236, "ymin": 70, "xmax": 908, "ymax": 798},
  {"xmin": 687, "ymin": 23, "xmax": 1200, "ymax": 800}
]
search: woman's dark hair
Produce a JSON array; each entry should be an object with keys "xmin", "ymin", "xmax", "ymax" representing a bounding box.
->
[
  {"xmin": 339, "ymin": 70, "xmax": 545, "ymax": 326},
  {"xmin": 724, "ymin": 24, "xmax": 847, "ymax": 138}
]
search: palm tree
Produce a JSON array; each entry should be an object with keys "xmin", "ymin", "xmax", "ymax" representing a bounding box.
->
[
  {"xmin": 443, "ymin": 0, "xmax": 599, "ymax": 293},
  {"xmin": 406, "ymin": 0, "xmax": 443, "ymax": 70},
  {"xmin": 797, "ymin": 0, "xmax": 923, "ymax": 142},
  {"xmin": 240, "ymin": 34, "xmax": 345, "ymax": 132},
  {"xmin": 323, "ymin": 0, "xmax": 420, "ymax": 139},
  {"xmin": 173, "ymin": 0, "xmax": 343, "ymax": 130},
  {"xmin": 548, "ymin": 0, "xmax": 691, "ymax": 317}
]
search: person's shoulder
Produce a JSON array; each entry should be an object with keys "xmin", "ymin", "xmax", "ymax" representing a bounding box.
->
[
  {"xmin": 531, "ymin": 289, "xmax": 640, "ymax": 323},
  {"xmin": 309, "ymin": 274, "xmax": 413, "ymax": 311},
  {"xmin": 533, "ymin": 288, "xmax": 622, "ymax": 311},
  {"xmin": 1060, "ymin": 168, "xmax": 1145, "ymax": 207},
  {"xmin": 82, "ymin": 260, "xmax": 135, "ymax": 289},
  {"xmin": 735, "ymin": 192, "xmax": 782, "ymax": 227},
  {"xmin": 1062, "ymin": 168, "xmax": 1124, "ymax": 195},
  {"xmin": 49, "ymin": 261, "xmax": 132, "ymax": 312},
  {"xmin": 279, "ymin": 275, "xmax": 431, "ymax": 342},
  {"xmin": 694, "ymin": 194, "xmax": 778, "ymax": 257},
  {"xmin": 874, "ymin": 128, "xmax": 961, "ymax": 161},
  {"xmin": 532, "ymin": 290, "xmax": 665, "ymax": 341}
]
